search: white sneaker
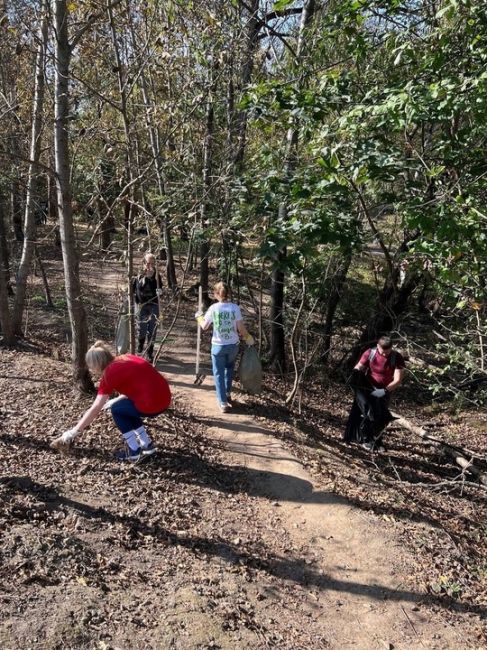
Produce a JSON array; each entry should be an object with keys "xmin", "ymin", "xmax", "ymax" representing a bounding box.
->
[{"xmin": 220, "ymin": 403, "xmax": 230, "ymax": 413}]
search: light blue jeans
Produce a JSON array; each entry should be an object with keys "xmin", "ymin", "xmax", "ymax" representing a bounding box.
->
[{"xmin": 211, "ymin": 343, "xmax": 239, "ymax": 406}]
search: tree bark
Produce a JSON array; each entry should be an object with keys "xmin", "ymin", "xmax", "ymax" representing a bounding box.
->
[
  {"xmin": 124, "ymin": 0, "xmax": 177, "ymax": 291},
  {"xmin": 199, "ymin": 63, "xmax": 216, "ymax": 309},
  {"xmin": 12, "ymin": 8, "xmax": 48, "ymax": 335},
  {"xmin": 234, "ymin": 0, "xmax": 260, "ymax": 171},
  {"xmin": 269, "ymin": 0, "xmax": 316, "ymax": 370},
  {"xmin": 53, "ymin": 0, "xmax": 93, "ymax": 391},
  {"xmin": 107, "ymin": 2, "xmax": 138, "ymax": 353},
  {"xmin": 34, "ymin": 246, "xmax": 54, "ymax": 308},
  {"xmin": 0, "ymin": 195, "xmax": 15, "ymax": 344},
  {"xmin": 10, "ymin": 177, "xmax": 23, "ymax": 242},
  {"xmin": 322, "ymin": 253, "xmax": 352, "ymax": 364}
]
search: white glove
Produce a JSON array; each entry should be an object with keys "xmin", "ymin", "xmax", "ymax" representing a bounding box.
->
[
  {"xmin": 244, "ymin": 334, "xmax": 255, "ymax": 346},
  {"xmin": 194, "ymin": 310, "xmax": 203, "ymax": 318},
  {"xmin": 50, "ymin": 427, "xmax": 79, "ymax": 453},
  {"xmin": 103, "ymin": 395, "xmax": 127, "ymax": 410},
  {"xmin": 61, "ymin": 427, "xmax": 80, "ymax": 442},
  {"xmin": 371, "ymin": 388, "xmax": 386, "ymax": 398},
  {"xmin": 156, "ymin": 288, "xmax": 163, "ymax": 296}
]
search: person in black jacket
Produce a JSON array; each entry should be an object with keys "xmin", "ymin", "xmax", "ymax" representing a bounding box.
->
[
  {"xmin": 344, "ymin": 336, "xmax": 405, "ymax": 452},
  {"xmin": 132, "ymin": 253, "xmax": 163, "ymax": 362}
]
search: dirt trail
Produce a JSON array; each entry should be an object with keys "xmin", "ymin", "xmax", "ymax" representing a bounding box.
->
[
  {"xmin": 161, "ymin": 330, "xmax": 466, "ymax": 649},
  {"xmin": 3, "ymin": 254, "xmax": 479, "ymax": 649}
]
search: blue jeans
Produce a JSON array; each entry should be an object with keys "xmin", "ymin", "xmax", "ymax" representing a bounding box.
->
[
  {"xmin": 211, "ymin": 343, "xmax": 239, "ymax": 405},
  {"xmin": 137, "ymin": 303, "xmax": 159, "ymax": 357},
  {"xmin": 111, "ymin": 398, "xmax": 164, "ymax": 434}
]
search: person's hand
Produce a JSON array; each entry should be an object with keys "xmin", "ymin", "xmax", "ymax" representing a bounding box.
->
[
  {"xmin": 194, "ymin": 310, "xmax": 203, "ymax": 318},
  {"xmin": 371, "ymin": 388, "xmax": 386, "ymax": 398},
  {"xmin": 156, "ymin": 288, "xmax": 163, "ymax": 296},
  {"xmin": 50, "ymin": 428, "xmax": 79, "ymax": 453},
  {"xmin": 195, "ymin": 311, "xmax": 205, "ymax": 326},
  {"xmin": 244, "ymin": 334, "xmax": 255, "ymax": 346}
]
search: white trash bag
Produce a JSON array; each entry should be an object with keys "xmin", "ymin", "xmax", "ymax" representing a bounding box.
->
[
  {"xmin": 239, "ymin": 346, "xmax": 262, "ymax": 394},
  {"xmin": 115, "ymin": 296, "xmax": 130, "ymax": 355}
]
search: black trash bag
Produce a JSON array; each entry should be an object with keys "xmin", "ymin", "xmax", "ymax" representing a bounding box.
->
[
  {"xmin": 239, "ymin": 346, "xmax": 262, "ymax": 394},
  {"xmin": 344, "ymin": 387, "xmax": 394, "ymax": 444}
]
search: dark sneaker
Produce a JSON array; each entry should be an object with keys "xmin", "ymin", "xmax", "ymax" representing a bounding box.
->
[
  {"xmin": 141, "ymin": 442, "xmax": 157, "ymax": 456},
  {"xmin": 115, "ymin": 447, "xmax": 141, "ymax": 462}
]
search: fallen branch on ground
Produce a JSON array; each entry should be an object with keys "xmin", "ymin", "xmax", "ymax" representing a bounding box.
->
[{"xmin": 390, "ymin": 412, "xmax": 487, "ymax": 487}]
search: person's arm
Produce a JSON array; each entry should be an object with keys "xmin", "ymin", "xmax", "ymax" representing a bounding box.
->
[
  {"xmin": 74, "ymin": 394, "xmax": 109, "ymax": 431},
  {"xmin": 51, "ymin": 394, "xmax": 108, "ymax": 451},
  {"xmin": 195, "ymin": 305, "xmax": 212, "ymax": 331},
  {"xmin": 236, "ymin": 320, "xmax": 254, "ymax": 345},
  {"xmin": 385, "ymin": 367, "xmax": 404, "ymax": 393}
]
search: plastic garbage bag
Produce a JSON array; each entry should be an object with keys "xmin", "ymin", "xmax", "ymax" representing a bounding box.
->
[
  {"xmin": 115, "ymin": 296, "xmax": 130, "ymax": 355},
  {"xmin": 239, "ymin": 346, "xmax": 262, "ymax": 394}
]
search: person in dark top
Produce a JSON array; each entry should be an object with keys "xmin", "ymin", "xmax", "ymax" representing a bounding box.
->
[
  {"xmin": 344, "ymin": 335, "xmax": 405, "ymax": 451},
  {"xmin": 132, "ymin": 253, "xmax": 163, "ymax": 363}
]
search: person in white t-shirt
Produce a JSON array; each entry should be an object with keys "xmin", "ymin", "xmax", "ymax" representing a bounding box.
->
[{"xmin": 195, "ymin": 281, "xmax": 254, "ymax": 412}]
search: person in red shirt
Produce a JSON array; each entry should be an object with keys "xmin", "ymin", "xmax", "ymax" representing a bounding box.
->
[
  {"xmin": 51, "ymin": 341, "xmax": 171, "ymax": 461},
  {"xmin": 344, "ymin": 335, "xmax": 405, "ymax": 451}
]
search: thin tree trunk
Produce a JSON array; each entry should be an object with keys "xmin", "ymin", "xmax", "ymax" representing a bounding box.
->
[
  {"xmin": 0, "ymin": 195, "xmax": 15, "ymax": 344},
  {"xmin": 322, "ymin": 253, "xmax": 352, "ymax": 365},
  {"xmin": 269, "ymin": 0, "xmax": 316, "ymax": 370},
  {"xmin": 199, "ymin": 63, "xmax": 216, "ymax": 308},
  {"xmin": 126, "ymin": 0, "xmax": 177, "ymax": 291},
  {"xmin": 34, "ymin": 247, "xmax": 54, "ymax": 308},
  {"xmin": 53, "ymin": 0, "xmax": 93, "ymax": 391},
  {"xmin": 10, "ymin": 178, "xmax": 23, "ymax": 242},
  {"xmin": 107, "ymin": 1, "xmax": 138, "ymax": 353},
  {"xmin": 12, "ymin": 8, "xmax": 48, "ymax": 334},
  {"xmin": 234, "ymin": 0, "xmax": 260, "ymax": 171}
]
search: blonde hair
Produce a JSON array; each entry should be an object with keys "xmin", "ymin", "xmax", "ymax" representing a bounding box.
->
[
  {"xmin": 214, "ymin": 281, "xmax": 231, "ymax": 301},
  {"xmin": 86, "ymin": 340, "xmax": 115, "ymax": 374}
]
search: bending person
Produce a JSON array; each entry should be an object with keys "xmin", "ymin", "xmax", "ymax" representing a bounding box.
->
[
  {"xmin": 51, "ymin": 341, "xmax": 171, "ymax": 461},
  {"xmin": 195, "ymin": 281, "xmax": 254, "ymax": 413},
  {"xmin": 344, "ymin": 335, "xmax": 405, "ymax": 451}
]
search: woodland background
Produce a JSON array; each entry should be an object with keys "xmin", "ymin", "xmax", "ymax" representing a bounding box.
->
[
  {"xmin": 0, "ymin": 0, "xmax": 486, "ymax": 398},
  {"xmin": 0, "ymin": 1, "xmax": 486, "ymax": 643}
]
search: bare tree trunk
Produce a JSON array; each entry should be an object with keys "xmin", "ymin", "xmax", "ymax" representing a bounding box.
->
[
  {"xmin": 199, "ymin": 62, "xmax": 216, "ymax": 309},
  {"xmin": 12, "ymin": 8, "xmax": 48, "ymax": 335},
  {"xmin": 53, "ymin": 0, "xmax": 93, "ymax": 392},
  {"xmin": 234, "ymin": 0, "xmax": 260, "ymax": 170},
  {"xmin": 107, "ymin": 2, "xmax": 138, "ymax": 353},
  {"xmin": 269, "ymin": 0, "xmax": 316, "ymax": 370},
  {"xmin": 322, "ymin": 253, "xmax": 352, "ymax": 364},
  {"xmin": 10, "ymin": 177, "xmax": 23, "ymax": 242},
  {"xmin": 0, "ymin": 196, "xmax": 15, "ymax": 344},
  {"xmin": 34, "ymin": 246, "xmax": 54, "ymax": 308},
  {"xmin": 125, "ymin": 0, "xmax": 176, "ymax": 291}
]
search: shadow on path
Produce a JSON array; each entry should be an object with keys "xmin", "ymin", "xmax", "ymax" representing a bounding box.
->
[{"xmin": 2, "ymin": 474, "xmax": 484, "ymax": 617}]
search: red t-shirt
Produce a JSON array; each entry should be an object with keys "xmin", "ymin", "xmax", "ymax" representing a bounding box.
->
[
  {"xmin": 358, "ymin": 348, "xmax": 405, "ymax": 388},
  {"xmin": 98, "ymin": 354, "xmax": 171, "ymax": 414}
]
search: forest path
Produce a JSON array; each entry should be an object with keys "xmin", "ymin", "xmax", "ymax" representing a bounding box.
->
[{"xmin": 159, "ymin": 325, "xmax": 463, "ymax": 649}]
